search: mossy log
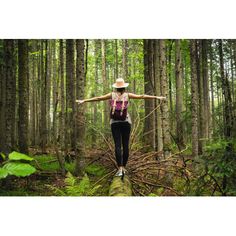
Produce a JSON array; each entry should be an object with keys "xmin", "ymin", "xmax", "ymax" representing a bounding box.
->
[{"xmin": 109, "ymin": 175, "xmax": 132, "ymax": 196}]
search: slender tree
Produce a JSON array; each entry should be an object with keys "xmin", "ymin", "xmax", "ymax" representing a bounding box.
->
[
  {"xmin": 160, "ymin": 39, "xmax": 171, "ymax": 155},
  {"xmin": 175, "ymin": 39, "xmax": 185, "ymax": 149},
  {"xmin": 143, "ymin": 39, "xmax": 155, "ymax": 150},
  {"xmin": 18, "ymin": 40, "xmax": 29, "ymax": 154},
  {"xmin": 75, "ymin": 39, "xmax": 85, "ymax": 176},
  {"xmin": 190, "ymin": 40, "xmax": 199, "ymax": 157},
  {"xmin": 154, "ymin": 40, "xmax": 163, "ymax": 152}
]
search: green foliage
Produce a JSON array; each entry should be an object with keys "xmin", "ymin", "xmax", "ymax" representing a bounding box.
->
[
  {"xmin": 48, "ymin": 172, "xmax": 101, "ymax": 196},
  {"xmin": 85, "ymin": 164, "xmax": 106, "ymax": 176},
  {"xmin": 0, "ymin": 151, "xmax": 36, "ymax": 179},
  {"xmin": 3, "ymin": 162, "xmax": 36, "ymax": 177},
  {"xmin": 0, "ymin": 168, "xmax": 8, "ymax": 179},
  {"xmin": 9, "ymin": 151, "xmax": 34, "ymax": 161},
  {"xmin": 188, "ymin": 139, "xmax": 236, "ymax": 196}
]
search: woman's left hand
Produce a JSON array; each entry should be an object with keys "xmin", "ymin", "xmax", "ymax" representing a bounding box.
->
[{"xmin": 76, "ymin": 99, "xmax": 85, "ymax": 105}]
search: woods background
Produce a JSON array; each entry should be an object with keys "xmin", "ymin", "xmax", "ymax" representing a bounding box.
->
[{"xmin": 0, "ymin": 39, "xmax": 236, "ymax": 196}]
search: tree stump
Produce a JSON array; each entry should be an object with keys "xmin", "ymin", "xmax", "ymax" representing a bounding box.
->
[{"xmin": 109, "ymin": 175, "xmax": 132, "ymax": 196}]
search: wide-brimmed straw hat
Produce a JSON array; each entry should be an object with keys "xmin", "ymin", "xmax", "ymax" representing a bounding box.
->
[{"xmin": 112, "ymin": 78, "xmax": 129, "ymax": 88}]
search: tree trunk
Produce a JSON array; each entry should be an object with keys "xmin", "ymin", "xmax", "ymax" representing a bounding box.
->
[
  {"xmin": 115, "ymin": 39, "xmax": 118, "ymax": 80},
  {"xmin": 154, "ymin": 40, "xmax": 163, "ymax": 153},
  {"xmin": 209, "ymin": 40, "xmax": 215, "ymax": 137},
  {"xmin": 190, "ymin": 40, "xmax": 199, "ymax": 157},
  {"xmin": 18, "ymin": 40, "xmax": 29, "ymax": 154},
  {"xmin": 58, "ymin": 39, "xmax": 66, "ymax": 175},
  {"xmin": 168, "ymin": 40, "xmax": 173, "ymax": 131},
  {"xmin": 218, "ymin": 40, "xmax": 234, "ymax": 138},
  {"xmin": 122, "ymin": 39, "xmax": 128, "ymax": 81},
  {"xmin": 196, "ymin": 40, "xmax": 203, "ymax": 154},
  {"xmin": 201, "ymin": 39, "xmax": 210, "ymax": 139},
  {"xmin": 101, "ymin": 40, "xmax": 109, "ymax": 129},
  {"xmin": 160, "ymin": 40, "xmax": 171, "ymax": 156},
  {"xmin": 143, "ymin": 39, "xmax": 155, "ymax": 150},
  {"xmin": 66, "ymin": 39, "xmax": 75, "ymax": 150},
  {"xmin": 2, "ymin": 40, "xmax": 15, "ymax": 153},
  {"xmin": 175, "ymin": 39, "xmax": 185, "ymax": 150},
  {"xmin": 109, "ymin": 175, "xmax": 132, "ymax": 196},
  {"xmin": 92, "ymin": 40, "xmax": 99, "ymax": 146},
  {"xmin": 40, "ymin": 40, "xmax": 47, "ymax": 153},
  {"xmin": 75, "ymin": 39, "xmax": 86, "ymax": 176}
]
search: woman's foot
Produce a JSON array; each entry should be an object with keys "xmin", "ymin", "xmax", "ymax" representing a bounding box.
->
[
  {"xmin": 115, "ymin": 167, "xmax": 124, "ymax": 177},
  {"xmin": 122, "ymin": 167, "xmax": 128, "ymax": 174}
]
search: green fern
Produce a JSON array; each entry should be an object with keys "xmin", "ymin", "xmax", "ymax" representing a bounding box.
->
[{"xmin": 48, "ymin": 172, "xmax": 101, "ymax": 196}]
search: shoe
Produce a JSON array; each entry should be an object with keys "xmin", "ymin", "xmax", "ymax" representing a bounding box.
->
[
  {"xmin": 122, "ymin": 167, "xmax": 128, "ymax": 174},
  {"xmin": 115, "ymin": 168, "xmax": 124, "ymax": 177}
]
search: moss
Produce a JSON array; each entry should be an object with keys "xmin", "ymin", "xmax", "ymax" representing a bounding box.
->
[{"xmin": 109, "ymin": 176, "xmax": 132, "ymax": 196}]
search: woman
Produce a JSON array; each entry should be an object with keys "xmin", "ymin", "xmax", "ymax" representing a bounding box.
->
[{"xmin": 76, "ymin": 78, "xmax": 166, "ymax": 177}]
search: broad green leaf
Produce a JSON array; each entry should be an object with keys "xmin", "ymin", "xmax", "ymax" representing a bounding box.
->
[
  {"xmin": 0, "ymin": 168, "xmax": 8, "ymax": 179},
  {"xmin": 3, "ymin": 162, "xmax": 36, "ymax": 177},
  {"xmin": 9, "ymin": 151, "xmax": 33, "ymax": 161}
]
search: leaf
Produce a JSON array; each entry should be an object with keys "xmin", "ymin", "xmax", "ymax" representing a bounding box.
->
[
  {"xmin": 3, "ymin": 162, "xmax": 36, "ymax": 177},
  {"xmin": 9, "ymin": 151, "xmax": 33, "ymax": 161},
  {"xmin": 0, "ymin": 168, "xmax": 8, "ymax": 179}
]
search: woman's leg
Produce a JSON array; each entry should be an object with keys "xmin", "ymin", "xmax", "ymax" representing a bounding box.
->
[
  {"xmin": 111, "ymin": 123, "xmax": 123, "ymax": 166},
  {"xmin": 121, "ymin": 122, "xmax": 131, "ymax": 167}
]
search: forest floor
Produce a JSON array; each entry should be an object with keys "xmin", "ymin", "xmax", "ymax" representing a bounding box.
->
[{"xmin": 0, "ymin": 146, "xmax": 219, "ymax": 196}]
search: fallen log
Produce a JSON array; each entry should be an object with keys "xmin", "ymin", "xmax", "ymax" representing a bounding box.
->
[{"xmin": 109, "ymin": 175, "xmax": 132, "ymax": 196}]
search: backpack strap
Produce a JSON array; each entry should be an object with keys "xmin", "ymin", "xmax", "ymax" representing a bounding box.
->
[
  {"xmin": 111, "ymin": 92, "xmax": 117, "ymax": 115},
  {"xmin": 120, "ymin": 96, "xmax": 125, "ymax": 116}
]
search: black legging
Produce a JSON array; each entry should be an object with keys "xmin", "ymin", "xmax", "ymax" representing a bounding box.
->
[{"xmin": 111, "ymin": 122, "xmax": 131, "ymax": 167}]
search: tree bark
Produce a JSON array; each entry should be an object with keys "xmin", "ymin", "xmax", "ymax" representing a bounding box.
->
[
  {"xmin": 175, "ymin": 39, "xmax": 185, "ymax": 150},
  {"xmin": 143, "ymin": 39, "xmax": 155, "ymax": 150},
  {"xmin": 190, "ymin": 40, "xmax": 199, "ymax": 157},
  {"xmin": 154, "ymin": 40, "xmax": 163, "ymax": 153},
  {"xmin": 101, "ymin": 40, "xmax": 109, "ymax": 129},
  {"xmin": 2, "ymin": 40, "xmax": 15, "ymax": 153},
  {"xmin": 160, "ymin": 39, "xmax": 171, "ymax": 155},
  {"xmin": 75, "ymin": 39, "xmax": 86, "ymax": 176},
  {"xmin": 40, "ymin": 40, "xmax": 47, "ymax": 153},
  {"xmin": 66, "ymin": 39, "xmax": 75, "ymax": 150},
  {"xmin": 122, "ymin": 39, "xmax": 128, "ymax": 81},
  {"xmin": 201, "ymin": 39, "xmax": 210, "ymax": 139},
  {"xmin": 18, "ymin": 40, "xmax": 29, "ymax": 154}
]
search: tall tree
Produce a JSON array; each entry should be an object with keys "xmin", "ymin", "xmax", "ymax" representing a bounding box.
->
[
  {"xmin": 75, "ymin": 39, "xmax": 85, "ymax": 176},
  {"xmin": 40, "ymin": 40, "xmax": 47, "ymax": 153},
  {"xmin": 190, "ymin": 40, "xmax": 199, "ymax": 157},
  {"xmin": 201, "ymin": 39, "xmax": 210, "ymax": 139},
  {"xmin": 218, "ymin": 40, "xmax": 234, "ymax": 138},
  {"xmin": 59, "ymin": 40, "xmax": 65, "ymax": 149},
  {"xmin": 66, "ymin": 39, "xmax": 75, "ymax": 150},
  {"xmin": 122, "ymin": 39, "xmax": 128, "ymax": 81},
  {"xmin": 160, "ymin": 39, "xmax": 171, "ymax": 155},
  {"xmin": 209, "ymin": 40, "xmax": 215, "ymax": 136},
  {"xmin": 2, "ymin": 40, "xmax": 15, "ymax": 153},
  {"xmin": 154, "ymin": 40, "xmax": 163, "ymax": 152},
  {"xmin": 175, "ymin": 39, "xmax": 185, "ymax": 149},
  {"xmin": 101, "ymin": 40, "xmax": 109, "ymax": 129},
  {"xmin": 18, "ymin": 40, "xmax": 29, "ymax": 154},
  {"xmin": 143, "ymin": 39, "xmax": 155, "ymax": 150}
]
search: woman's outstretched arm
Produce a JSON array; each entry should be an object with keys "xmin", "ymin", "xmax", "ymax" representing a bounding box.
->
[
  {"xmin": 76, "ymin": 92, "xmax": 112, "ymax": 105},
  {"xmin": 128, "ymin": 93, "xmax": 166, "ymax": 100}
]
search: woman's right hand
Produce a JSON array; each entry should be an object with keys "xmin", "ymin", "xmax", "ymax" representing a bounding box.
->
[
  {"xmin": 76, "ymin": 99, "xmax": 85, "ymax": 105},
  {"xmin": 157, "ymin": 96, "xmax": 166, "ymax": 100}
]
